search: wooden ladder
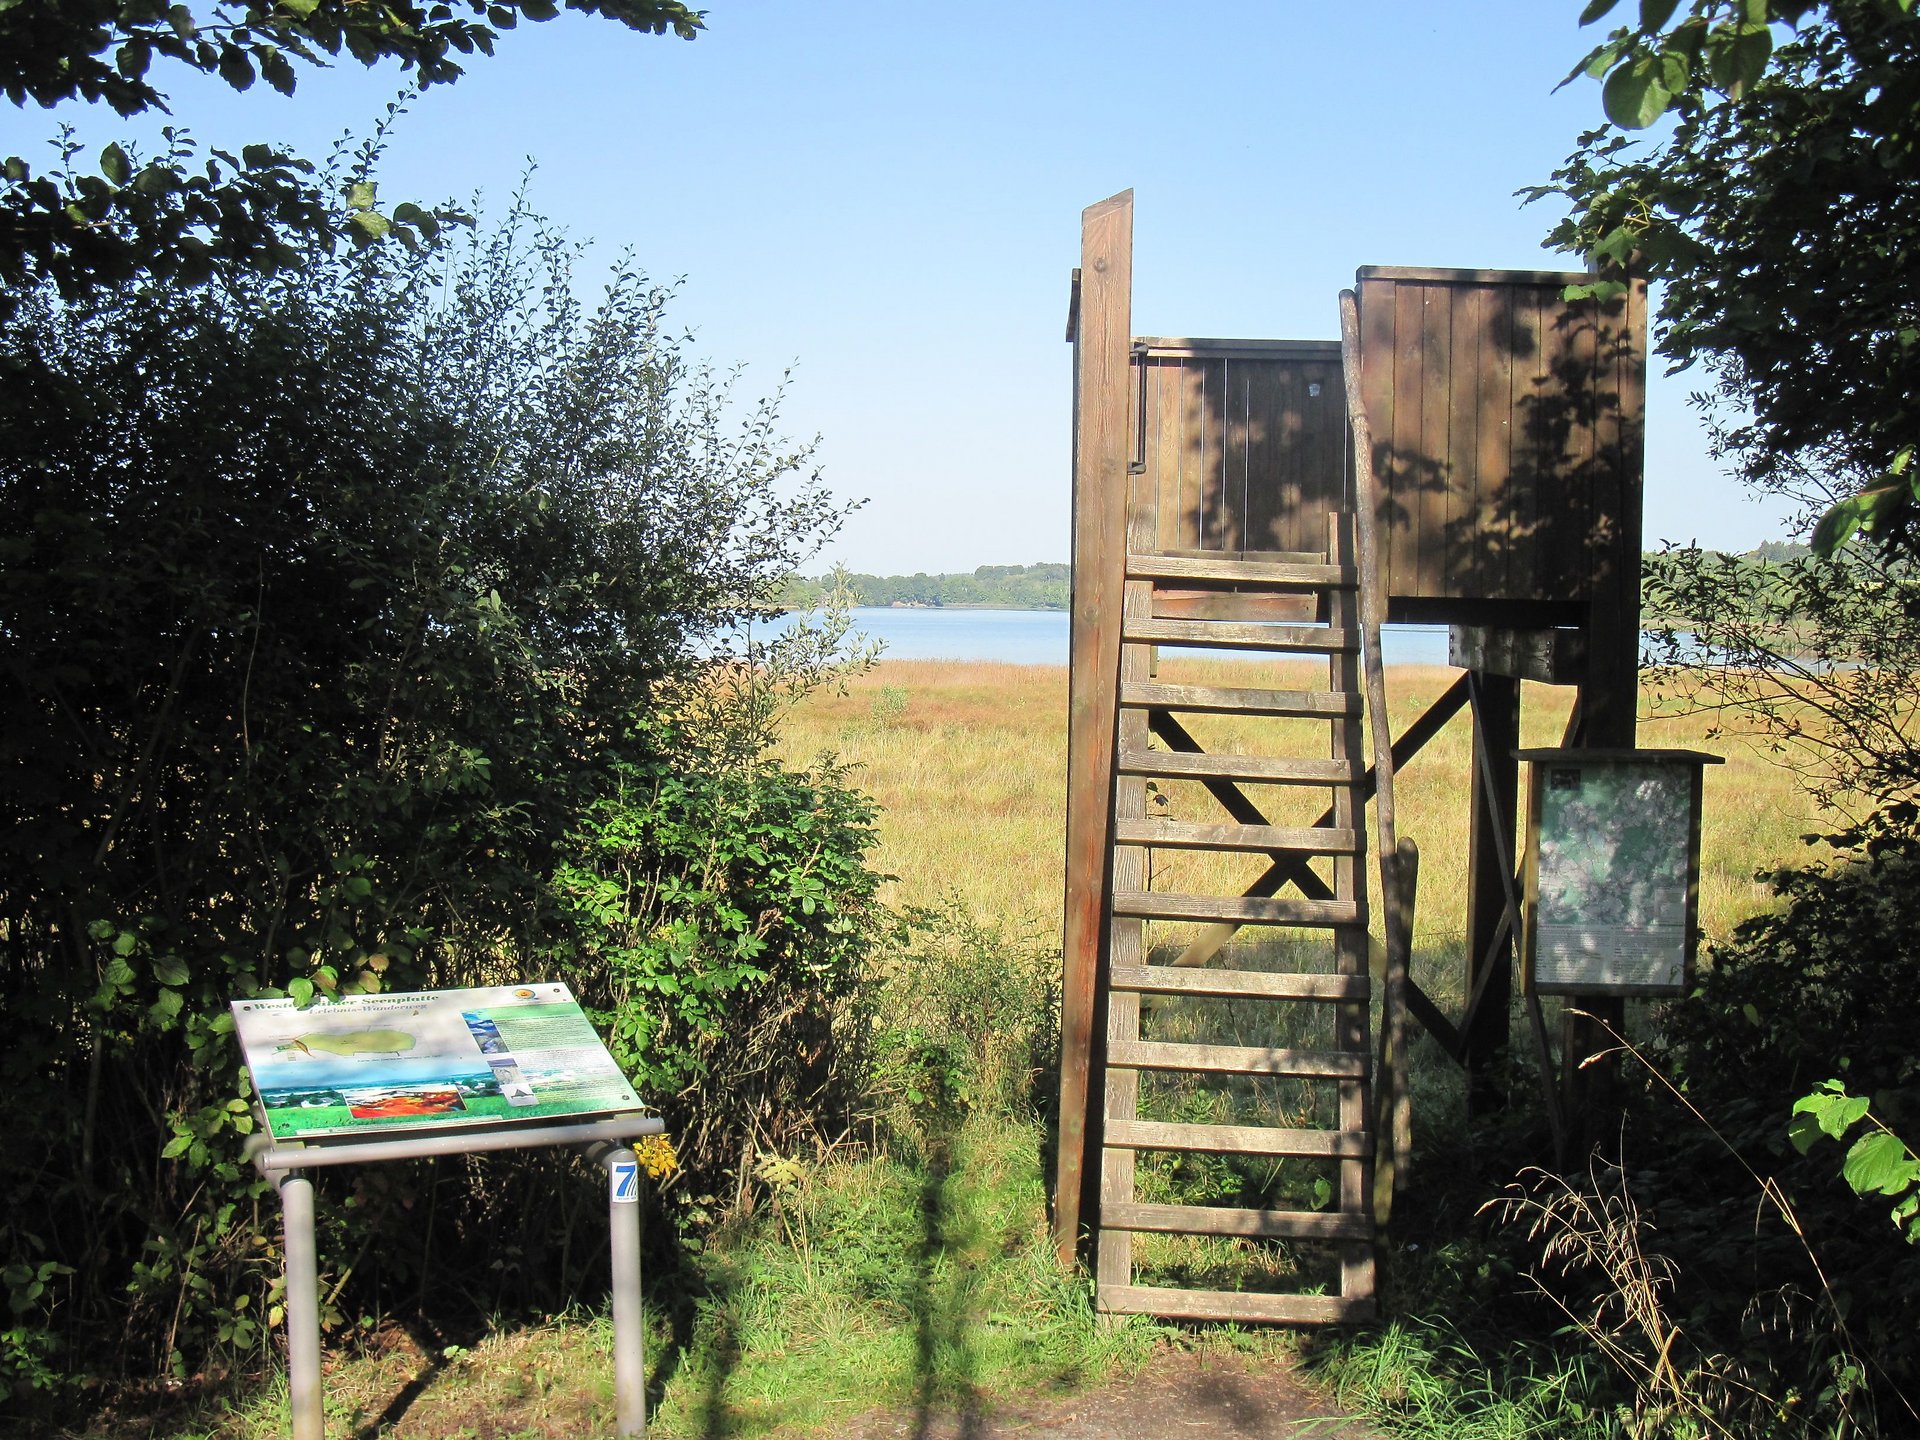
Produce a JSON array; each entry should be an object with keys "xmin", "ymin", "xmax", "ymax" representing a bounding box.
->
[{"xmin": 1093, "ymin": 517, "xmax": 1379, "ymax": 1324}]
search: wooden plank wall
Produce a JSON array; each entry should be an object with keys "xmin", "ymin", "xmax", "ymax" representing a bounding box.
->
[
  {"xmin": 1352, "ymin": 266, "xmax": 1643, "ymax": 610},
  {"xmin": 1137, "ymin": 340, "xmax": 1347, "ymax": 557}
]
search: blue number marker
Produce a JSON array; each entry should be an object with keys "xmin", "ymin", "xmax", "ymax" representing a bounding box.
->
[{"xmin": 610, "ymin": 1159, "xmax": 639, "ymax": 1204}]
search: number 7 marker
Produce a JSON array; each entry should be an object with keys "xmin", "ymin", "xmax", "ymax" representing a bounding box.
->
[{"xmin": 610, "ymin": 1159, "xmax": 640, "ymax": 1205}]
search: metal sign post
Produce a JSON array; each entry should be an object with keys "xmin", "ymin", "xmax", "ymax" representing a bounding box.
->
[
  {"xmin": 247, "ymin": 1116, "xmax": 664, "ymax": 1440},
  {"xmin": 229, "ymin": 983, "xmax": 664, "ymax": 1439}
]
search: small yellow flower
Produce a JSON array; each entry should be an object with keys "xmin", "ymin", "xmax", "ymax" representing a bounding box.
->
[{"xmin": 634, "ymin": 1134, "xmax": 679, "ymax": 1179}]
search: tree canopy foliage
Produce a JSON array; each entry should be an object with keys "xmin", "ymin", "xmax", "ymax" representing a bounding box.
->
[
  {"xmin": 0, "ymin": 193, "xmax": 884, "ymax": 1396},
  {"xmin": 1534, "ymin": 0, "xmax": 1920, "ymax": 551},
  {"xmin": 0, "ymin": 0, "xmax": 702, "ymax": 300}
]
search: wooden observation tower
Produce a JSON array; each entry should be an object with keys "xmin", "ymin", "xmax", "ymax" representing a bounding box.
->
[{"xmin": 1054, "ymin": 190, "xmax": 1647, "ymax": 1322}]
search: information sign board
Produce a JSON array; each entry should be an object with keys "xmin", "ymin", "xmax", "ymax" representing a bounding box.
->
[
  {"xmin": 233, "ymin": 982, "xmax": 646, "ymax": 1140},
  {"xmin": 1519, "ymin": 749, "xmax": 1720, "ymax": 997}
]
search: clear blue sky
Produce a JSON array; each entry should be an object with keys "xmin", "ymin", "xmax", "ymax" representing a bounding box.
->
[{"xmin": 4, "ymin": 1, "xmax": 1798, "ymax": 572}]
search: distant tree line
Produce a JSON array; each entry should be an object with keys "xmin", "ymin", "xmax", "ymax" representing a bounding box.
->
[
  {"xmin": 783, "ymin": 547, "xmax": 1812, "ymax": 619},
  {"xmin": 785, "ymin": 562, "xmax": 1070, "ymax": 610}
]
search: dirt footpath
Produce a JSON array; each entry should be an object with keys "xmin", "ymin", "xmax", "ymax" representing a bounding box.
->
[{"xmin": 846, "ymin": 1347, "xmax": 1381, "ymax": 1440}]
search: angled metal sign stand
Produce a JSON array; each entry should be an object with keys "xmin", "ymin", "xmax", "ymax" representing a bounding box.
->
[{"xmin": 233, "ymin": 983, "xmax": 664, "ymax": 1439}]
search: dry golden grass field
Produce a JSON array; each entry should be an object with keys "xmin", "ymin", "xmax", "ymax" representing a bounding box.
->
[{"xmin": 777, "ymin": 657, "xmax": 1821, "ymax": 974}]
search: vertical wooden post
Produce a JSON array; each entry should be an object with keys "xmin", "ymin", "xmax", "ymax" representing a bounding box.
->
[
  {"xmin": 1463, "ymin": 672, "xmax": 1519, "ymax": 1113},
  {"xmin": 1054, "ymin": 190, "xmax": 1133, "ymax": 1266},
  {"xmin": 1561, "ymin": 273, "xmax": 1646, "ymax": 1152}
]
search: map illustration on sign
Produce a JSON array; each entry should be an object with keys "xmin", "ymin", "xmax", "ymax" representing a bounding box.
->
[
  {"xmin": 232, "ymin": 983, "xmax": 647, "ymax": 1140},
  {"xmin": 1530, "ymin": 760, "xmax": 1698, "ymax": 994}
]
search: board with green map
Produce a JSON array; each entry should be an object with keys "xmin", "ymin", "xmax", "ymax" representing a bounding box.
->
[
  {"xmin": 232, "ymin": 982, "xmax": 647, "ymax": 1141},
  {"xmin": 1521, "ymin": 752, "xmax": 1716, "ymax": 996}
]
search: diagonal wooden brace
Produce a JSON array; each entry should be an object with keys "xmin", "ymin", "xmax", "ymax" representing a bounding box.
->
[{"xmin": 1151, "ymin": 674, "xmax": 1471, "ymax": 967}]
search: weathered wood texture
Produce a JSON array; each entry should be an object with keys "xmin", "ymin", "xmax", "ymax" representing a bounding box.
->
[
  {"xmin": 1054, "ymin": 189, "xmax": 1133, "ymax": 1267},
  {"xmin": 1137, "ymin": 339, "xmax": 1348, "ymax": 558},
  {"xmin": 1352, "ymin": 266, "xmax": 1644, "ymax": 610}
]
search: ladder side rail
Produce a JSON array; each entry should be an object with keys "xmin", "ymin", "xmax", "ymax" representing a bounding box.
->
[{"xmin": 1338, "ymin": 287, "xmax": 1414, "ymax": 1213}]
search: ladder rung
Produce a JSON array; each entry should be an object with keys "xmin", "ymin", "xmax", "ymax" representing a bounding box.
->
[
  {"xmin": 1112, "ymin": 892, "xmax": 1360, "ymax": 927},
  {"xmin": 1151, "ymin": 591, "xmax": 1318, "ymax": 623},
  {"xmin": 1113, "ymin": 820, "xmax": 1356, "ymax": 855},
  {"xmin": 1107, "ymin": 965, "xmax": 1368, "ymax": 1002},
  {"xmin": 1127, "ymin": 553, "xmax": 1355, "ymax": 588},
  {"xmin": 1124, "ymin": 617, "xmax": 1356, "ymax": 653},
  {"xmin": 1101, "ymin": 1201, "xmax": 1371, "ymax": 1241},
  {"xmin": 1097, "ymin": 1284, "xmax": 1373, "ymax": 1325},
  {"xmin": 1117, "ymin": 751, "xmax": 1360, "ymax": 787},
  {"xmin": 1107, "ymin": 1038, "xmax": 1365, "ymax": 1079},
  {"xmin": 1106, "ymin": 1119, "xmax": 1367, "ymax": 1158},
  {"xmin": 1121, "ymin": 682, "xmax": 1359, "ymax": 718}
]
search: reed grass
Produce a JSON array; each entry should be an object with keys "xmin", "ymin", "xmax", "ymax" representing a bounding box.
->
[{"xmin": 776, "ymin": 656, "xmax": 1819, "ymax": 959}]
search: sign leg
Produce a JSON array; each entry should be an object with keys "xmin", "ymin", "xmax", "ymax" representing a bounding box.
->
[
  {"xmin": 599, "ymin": 1145, "xmax": 645, "ymax": 1438},
  {"xmin": 278, "ymin": 1169, "xmax": 324, "ymax": 1440}
]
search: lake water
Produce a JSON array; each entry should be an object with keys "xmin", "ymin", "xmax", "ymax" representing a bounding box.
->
[{"xmin": 777, "ymin": 607, "xmax": 1456, "ymax": 667}]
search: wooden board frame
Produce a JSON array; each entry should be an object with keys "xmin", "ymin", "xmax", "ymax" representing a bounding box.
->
[{"xmin": 1518, "ymin": 748, "xmax": 1722, "ymax": 998}]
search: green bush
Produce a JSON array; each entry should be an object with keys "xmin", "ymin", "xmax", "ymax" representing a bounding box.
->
[
  {"xmin": 547, "ymin": 747, "xmax": 892, "ymax": 1225},
  {"xmin": 866, "ymin": 902, "xmax": 1058, "ymax": 1145},
  {"xmin": 1499, "ymin": 805, "xmax": 1920, "ymax": 1436},
  {"xmin": 0, "ymin": 187, "xmax": 873, "ymax": 1400}
]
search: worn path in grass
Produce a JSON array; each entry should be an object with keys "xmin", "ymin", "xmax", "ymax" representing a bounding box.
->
[{"xmin": 845, "ymin": 1346, "xmax": 1380, "ymax": 1440}]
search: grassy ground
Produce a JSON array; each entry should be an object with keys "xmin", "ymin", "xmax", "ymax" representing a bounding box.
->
[{"xmin": 128, "ymin": 657, "xmax": 1821, "ymax": 1439}]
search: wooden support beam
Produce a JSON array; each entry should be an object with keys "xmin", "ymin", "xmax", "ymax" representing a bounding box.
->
[
  {"xmin": 1098, "ymin": 1285, "xmax": 1372, "ymax": 1326},
  {"xmin": 1053, "ymin": 189, "xmax": 1132, "ymax": 1268},
  {"xmin": 1448, "ymin": 626, "xmax": 1585, "ymax": 685},
  {"xmin": 1102, "ymin": 1201, "xmax": 1370, "ymax": 1241},
  {"xmin": 1464, "ymin": 671, "xmax": 1520, "ymax": 1112},
  {"xmin": 1403, "ymin": 979, "xmax": 1463, "ymax": 1059},
  {"xmin": 1105, "ymin": 1119, "xmax": 1369, "ymax": 1158},
  {"xmin": 1107, "ymin": 964, "xmax": 1367, "ymax": 1002},
  {"xmin": 1108, "ymin": 1039, "xmax": 1365, "ymax": 1079}
]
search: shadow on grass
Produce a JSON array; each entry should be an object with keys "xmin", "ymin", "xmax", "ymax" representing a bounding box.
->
[
  {"xmin": 909, "ymin": 1125, "xmax": 986, "ymax": 1440},
  {"xmin": 351, "ymin": 1313, "xmax": 492, "ymax": 1439}
]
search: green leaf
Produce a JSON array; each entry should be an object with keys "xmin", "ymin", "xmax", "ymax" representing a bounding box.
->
[
  {"xmin": 217, "ymin": 47, "xmax": 256, "ymax": 91},
  {"xmin": 1811, "ymin": 492, "xmax": 1874, "ymax": 556},
  {"xmin": 1792, "ymin": 1083, "xmax": 1871, "ymax": 1142},
  {"xmin": 1843, "ymin": 1132, "xmax": 1920, "ymax": 1196},
  {"xmin": 349, "ymin": 211, "xmax": 391, "ymax": 241},
  {"xmin": 1580, "ymin": 0, "xmax": 1622, "ymax": 21},
  {"xmin": 116, "ymin": 38, "xmax": 152, "ymax": 79},
  {"xmin": 1639, "ymin": 0, "xmax": 1680, "ymax": 30},
  {"xmin": 161, "ymin": 1134, "xmax": 192, "ymax": 1159},
  {"xmin": 1723, "ymin": 22, "xmax": 1773, "ymax": 96},
  {"xmin": 151, "ymin": 956, "xmax": 189, "ymax": 986},
  {"xmin": 1658, "ymin": 45, "xmax": 1691, "ymax": 93},
  {"xmin": 99, "ymin": 143, "xmax": 131, "ymax": 186},
  {"xmin": 113, "ymin": 931, "xmax": 137, "ymax": 956},
  {"xmin": 288, "ymin": 976, "xmax": 315, "ymax": 1005},
  {"xmin": 521, "ymin": 0, "xmax": 559, "ymax": 18},
  {"xmin": 1604, "ymin": 58, "xmax": 1673, "ymax": 129},
  {"xmin": 343, "ymin": 179, "xmax": 376, "ymax": 211},
  {"xmin": 3, "ymin": 155, "xmax": 26, "ymax": 182}
]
